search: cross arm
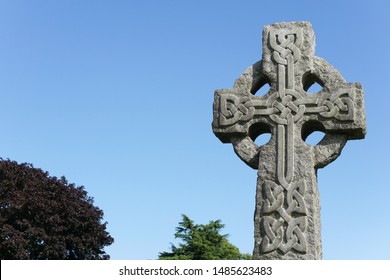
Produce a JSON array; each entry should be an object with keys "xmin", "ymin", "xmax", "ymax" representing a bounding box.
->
[
  {"xmin": 212, "ymin": 89, "xmax": 272, "ymax": 143},
  {"xmin": 309, "ymin": 83, "xmax": 366, "ymax": 168},
  {"xmin": 305, "ymin": 82, "xmax": 366, "ymax": 140}
]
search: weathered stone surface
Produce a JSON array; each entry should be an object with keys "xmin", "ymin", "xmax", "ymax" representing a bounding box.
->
[{"xmin": 212, "ymin": 22, "xmax": 366, "ymax": 259}]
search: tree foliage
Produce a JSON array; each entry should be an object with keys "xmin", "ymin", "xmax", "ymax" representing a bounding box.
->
[
  {"xmin": 0, "ymin": 159, "xmax": 113, "ymax": 259},
  {"xmin": 159, "ymin": 214, "xmax": 251, "ymax": 260}
]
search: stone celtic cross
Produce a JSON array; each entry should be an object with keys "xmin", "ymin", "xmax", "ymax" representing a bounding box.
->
[{"xmin": 212, "ymin": 22, "xmax": 366, "ymax": 259}]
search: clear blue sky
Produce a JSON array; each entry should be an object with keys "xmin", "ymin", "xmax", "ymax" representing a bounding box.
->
[{"xmin": 0, "ymin": 0, "xmax": 388, "ymax": 260}]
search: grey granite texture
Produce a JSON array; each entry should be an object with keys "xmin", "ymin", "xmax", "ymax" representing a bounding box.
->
[{"xmin": 212, "ymin": 22, "xmax": 366, "ymax": 259}]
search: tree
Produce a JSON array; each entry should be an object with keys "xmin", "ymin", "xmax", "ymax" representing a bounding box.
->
[
  {"xmin": 159, "ymin": 214, "xmax": 251, "ymax": 260},
  {"xmin": 0, "ymin": 159, "xmax": 113, "ymax": 259}
]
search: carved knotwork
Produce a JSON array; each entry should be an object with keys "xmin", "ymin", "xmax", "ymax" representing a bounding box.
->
[
  {"xmin": 212, "ymin": 22, "xmax": 366, "ymax": 259},
  {"xmin": 217, "ymin": 90, "xmax": 355, "ymax": 127},
  {"xmin": 261, "ymin": 179, "xmax": 307, "ymax": 254},
  {"xmin": 215, "ymin": 27, "xmax": 356, "ymax": 255},
  {"xmin": 269, "ymin": 29, "xmax": 302, "ymax": 65}
]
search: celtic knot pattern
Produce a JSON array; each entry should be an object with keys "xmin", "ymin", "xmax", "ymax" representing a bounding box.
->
[
  {"xmin": 261, "ymin": 180, "xmax": 307, "ymax": 254},
  {"xmin": 217, "ymin": 27, "xmax": 356, "ymax": 255},
  {"xmin": 216, "ymin": 27, "xmax": 355, "ymax": 133},
  {"xmin": 269, "ymin": 29, "xmax": 302, "ymax": 65},
  {"xmin": 217, "ymin": 90, "xmax": 355, "ymax": 127},
  {"xmin": 218, "ymin": 94, "xmax": 273, "ymax": 126},
  {"xmin": 267, "ymin": 90, "xmax": 305, "ymax": 125},
  {"xmin": 212, "ymin": 22, "xmax": 365, "ymax": 259},
  {"xmin": 317, "ymin": 90, "xmax": 355, "ymax": 120}
]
